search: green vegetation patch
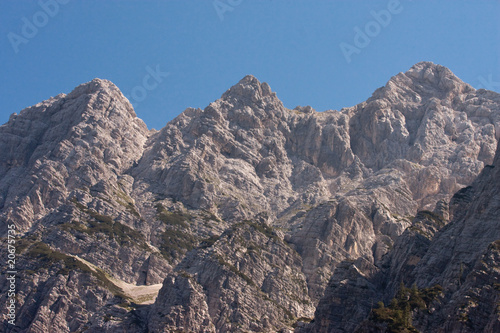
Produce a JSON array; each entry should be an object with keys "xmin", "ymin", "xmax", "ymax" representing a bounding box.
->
[
  {"xmin": 27, "ymin": 242, "xmax": 92, "ymax": 275},
  {"xmin": 215, "ymin": 254, "xmax": 256, "ymax": 287},
  {"xmin": 154, "ymin": 204, "xmax": 197, "ymax": 261},
  {"xmin": 199, "ymin": 234, "xmax": 220, "ymax": 249},
  {"xmin": 156, "ymin": 204, "xmax": 192, "ymax": 228},
  {"xmin": 15, "ymin": 233, "xmax": 40, "ymax": 254},
  {"xmin": 408, "ymin": 225, "xmax": 431, "ymax": 239},
  {"xmin": 292, "ymin": 317, "xmax": 313, "ymax": 328},
  {"xmin": 27, "ymin": 242, "xmax": 128, "ymax": 299},
  {"xmin": 418, "ymin": 210, "xmax": 445, "ymax": 227},
  {"xmin": 115, "ymin": 190, "xmax": 141, "ymax": 218},
  {"xmin": 159, "ymin": 227, "xmax": 196, "ymax": 261},
  {"xmin": 59, "ymin": 221, "xmax": 88, "ymax": 234},
  {"xmin": 235, "ymin": 220, "xmax": 280, "ymax": 243},
  {"xmin": 371, "ymin": 283, "xmax": 443, "ymax": 332},
  {"xmin": 67, "ymin": 198, "xmax": 148, "ymax": 249}
]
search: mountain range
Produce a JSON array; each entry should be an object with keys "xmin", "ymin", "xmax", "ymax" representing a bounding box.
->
[{"xmin": 1, "ymin": 61, "xmax": 499, "ymax": 332}]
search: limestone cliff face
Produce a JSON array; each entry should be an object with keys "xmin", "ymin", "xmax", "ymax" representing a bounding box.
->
[
  {"xmin": 148, "ymin": 221, "xmax": 315, "ymax": 332},
  {"xmin": 303, "ymin": 142, "xmax": 500, "ymax": 332},
  {"xmin": 0, "ymin": 79, "xmax": 149, "ymax": 233},
  {"xmin": 1, "ymin": 62, "xmax": 499, "ymax": 332}
]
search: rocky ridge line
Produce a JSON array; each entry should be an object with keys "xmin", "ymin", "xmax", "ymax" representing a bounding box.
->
[{"xmin": 0, "ymin": 62, "xmax": 499, "ymax": 332}]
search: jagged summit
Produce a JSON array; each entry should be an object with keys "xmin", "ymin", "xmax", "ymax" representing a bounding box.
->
[
  {"xmin": 221, "ymin": 74, "xmax": 276, "ymax": 102},
  {"xmin": 380, "ymin": 61, "xmax": 472, "ymax": 100},
  {"xmin": 360, "ymin": 62, "xmax": 476, "ymax": 115},
  {"xmin": 408, "ymin": 60, "xmax": 451, "ymax": 73},
  {"xmin": 238, "ymin": 74, "xmax": 260, "ymax": 85},
  {"xmin": 68, "ymin": 78, "xmax": 118, "ymax": 95},
  {"xmin": 7, "ymin": 78, "xmax": 139, "ymax": 129},
  {"xmin": 406, "ymin": 61, "xmax": 470, "ymax": 90},
  {"xmin": 402, "ymin": 61, "xmax": 462, "ymax": 85},
  {"xmin": 66, "ymin": 78, "xmax": 139, "ymax": 118}
]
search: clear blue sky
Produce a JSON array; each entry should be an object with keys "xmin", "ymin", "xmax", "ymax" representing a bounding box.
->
[{"xmin": 1, "ymin": 0, "xmax": 499, "ymax": 129}]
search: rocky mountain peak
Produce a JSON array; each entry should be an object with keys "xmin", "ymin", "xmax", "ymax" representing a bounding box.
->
[
  {"xmin": 67, "ymin": 78, "xmax": 116, "ymax": 95},
  {"xmin": 221, "ymin": 74, "xmax": 277, "ymax": 104},
  {"xmin": 407, "ymin": 61, "xmax": 470, "ymax": 92},
  {"xmin": 65, "ymin": 78, "xmax": 139, "ymax": 119},
  {"xmin": 376, "ymin": 61, "xmax": 474, "ymax": 104},
  {"xmin": 0, "ymin": 77, "xmax": 149, "ymax": 233}
]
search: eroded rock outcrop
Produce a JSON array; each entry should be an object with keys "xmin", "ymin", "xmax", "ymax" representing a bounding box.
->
[{"xmin": 303, "ymin": 137, "xmax": 500, "ymax": 333}]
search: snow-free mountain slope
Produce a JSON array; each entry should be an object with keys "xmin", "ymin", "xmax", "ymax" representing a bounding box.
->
[{"xmin": 1, "ymin": 62, "xmax": 499, "ymax": 332}]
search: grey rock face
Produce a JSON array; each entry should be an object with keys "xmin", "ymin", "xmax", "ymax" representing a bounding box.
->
[
  {"xmin": 0, "ymin": 79, "xmax": 149, "ymax": 233},
  {"xmin": 1, "ymin": 62, "xmax": 500, "ymax": 332},
  {"xmin": 148, "ymin": 221, "xmax": 314, "ymax": 332},
  {"xmin": 304, "ymin": 138, "xmax": 500, "ymax": 332}
]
